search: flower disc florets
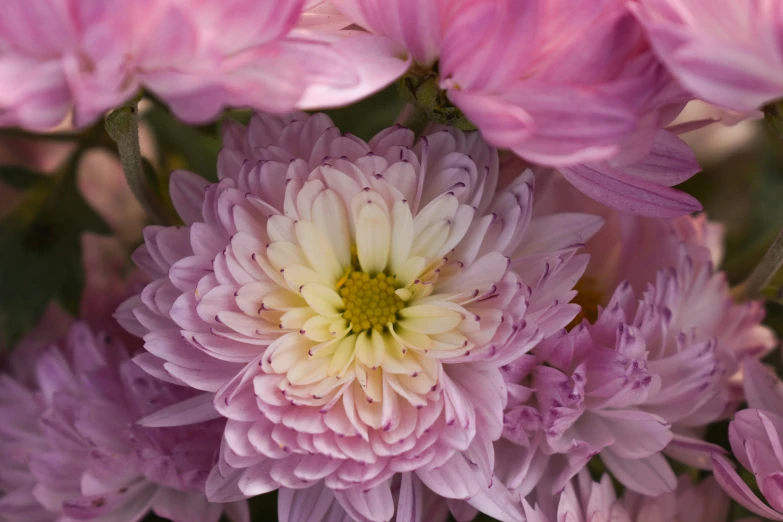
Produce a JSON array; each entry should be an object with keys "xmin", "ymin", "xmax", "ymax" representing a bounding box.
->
[{"xmin": 118, "ymin": 113, "xmax": 601, "ymax": 518}]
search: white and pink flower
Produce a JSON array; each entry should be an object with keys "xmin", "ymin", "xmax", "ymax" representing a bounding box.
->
[{"xmin": 117, "ymin": 112, "xmax": 601, "ymax": 521}]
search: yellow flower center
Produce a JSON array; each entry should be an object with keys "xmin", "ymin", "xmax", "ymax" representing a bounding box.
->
[{"xmin": 338, "ymin": 271, "xmax": 405, "ymax": 334}]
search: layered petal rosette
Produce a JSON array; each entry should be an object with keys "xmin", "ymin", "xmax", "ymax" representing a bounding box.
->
[
  {"xmin": 332, "ymin": 0, "xmax": 703, "ymax": 217},
  {"xmin": 631, "ymin": 0, "xmax": 783, "ymax": 113},
  {"xmin": 0, "ymin": 322, "xmax": 244, "ymax": 522},
  {"xmin": 0, "ymin": 0, "xmax": 407, "ymax": 129},
  {"xmin": 536, "ymin": 171, "xmax": 776, "ymax": 395},
  {"xmin": 500, "ymin": 173, "xmax": 776, "ymax": 496},
  {"xmin": 117, "ymin": 113, "xmax": 600, "ymax": 521},
  {"xmin": 713, "ymin": 359, "xmax": 783, "ymax": 520}
]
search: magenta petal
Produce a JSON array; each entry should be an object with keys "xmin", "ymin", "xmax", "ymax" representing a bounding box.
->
[
  {"xmin": 465, "ymin": 478, "xmax": 525, "ymax": 522},
  {"xmin": 600, "ymin": 451, "xmax": 676, "ymax": 496},
  {"xmin": 664, "ymin": 433, "xmax": 726, "ymax": 470},
  {"xmin": 333, "ymin": 481, "xmax": 394, "ymax": 522},
  {"xmin": 743, "ymin": 359, "xmax": 783, "ymax": 415},
  {"xmin": 278, "ymin": 482, "xmax": 337, "ymax": 522},
  {"xmin": 170, "ymin": 170, "xmax": 209, "ymax": 225},
  {"xmin": 206, "ymin": 464, "xmax": 248, "ymax": 503},
  {"xmin": 416, "ymin": 454, "xmax": 481, "ymax": 500},
  {"xmin": 297, "ymin": 34, "xmax": 411, "ymax": 110},
  {"xmin": 712, "ymin": 453, "xmax": 783, "ymax": 521},
  {"xmin": 560, "ymin": 163, "xmax": 702, "ymax": 217},
  {"xmin": 610, "ymin": 130, "xmax": 701, "ymax": 187},
  {"xmin": 137, "ymin": 392, "xmax": 220, "ymax": 428}
]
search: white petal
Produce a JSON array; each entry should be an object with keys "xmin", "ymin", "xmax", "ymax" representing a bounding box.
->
[
  {"xmin": 301, "ymin": 283, "xmax": 344, "ymax": 317},
  {"xmin": 356, "ymin": 202, "xmax": 391, "ymax": 275},
  {"xmin": 267, "ymin": 242, "xmax": 307, "ymax": 271},
  {"xmin": 312, "ymin": 189, "xmax": 352, "ymax": 269},
  {"xmin": 302, "ymin": 315, "xmax": 338, "ymax": 342},
  {"xmin": 354, "ymin": 330, "xmax": 386, "ymax": 369},
  {"xmin": 399, "ymin": 305, "xmax": 462, "ymax": 334},
  {"xmin": 390, "ymin": 201, "xmax": 414, "ymax": 274},
  {"xmin": 296, "ymin": 219, "xmax": 344, "ymax": 283},
  {"xmin": 329, "ymin": 334, "xmax": 357, "ymax": 376},
  {"xmin": 288, "ymin": 358, "xmax": 330, "ymax": 386},
  {"xmin": 283, "ymin": 265, "xmax": 332, "ymax": 290}
]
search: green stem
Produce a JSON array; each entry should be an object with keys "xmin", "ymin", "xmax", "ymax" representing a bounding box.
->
[
  {"xmin": 739, "ymin": 225, "xmax": 783, "ymax": 299},
  {"xmin": 105, "ymin": 103, "xmax": 171, "ymax": 225}
]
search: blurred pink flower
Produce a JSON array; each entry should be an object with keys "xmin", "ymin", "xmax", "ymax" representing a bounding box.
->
[
  {"xmin": 522, "ymin": 471, "xmax": 729, "ymax": 522},
  {"xmin": 0, "ymin": 132, "xmax": 149, "ymax": 370},
  {"xmin": 631, "ymin": 0, "xmax": 783, "ymax": 113},
  {"xmin": 117, "ymin": 112, "xmax": 600, "ymax": 521},
  {"xmin": 332, "ymin": 0, "xmax": 703, "ymax": 217},
  {"xmin": 0, "ymin": 322, "xmax": 246, "ymax": 522},
  {"xmin": 0, "ymin": 0, "xmax": 407, "ymax": 129},
  {"xmin": 499, "ymin": 173, "xmax": 775, "ymax": 497},
  {"xmin": 621, "ymin": 475, "xmax": 730, "ymax": 522},
  {"xmin": 523, "ymin": 472, "xmax": 632, "ymax": 522},
  {"xmin": 534, "ymin": 170, "xmax": 775, "ymax": 381},
  {"xmin": 713, "ymin": 359, "xmax": 783, "ymax": 521}
]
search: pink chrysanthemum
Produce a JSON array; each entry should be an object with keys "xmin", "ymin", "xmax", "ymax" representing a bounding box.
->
[
  {"xmin": 499, "ymin": 173, "xmax": 776, "ymax": 497},
  {"xmin": 117, "ymin": 112, "xmax": 601, "ymax": 521},
  {"xmin": 631, "ymin": 0, "xmax": 783, "ymax": 114},
  {"xmin": 330, "ymin": 0, "xmax": 703, "ymax": 217},
  {"xmin": 0, "ymin": 322, "xmax": 245, "ymax": 522},
  {"xmin": 0, "ymin": 0, "xmax": 407, "ymax": 129}
]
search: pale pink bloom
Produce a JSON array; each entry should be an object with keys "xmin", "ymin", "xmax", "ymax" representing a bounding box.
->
[
  {"xmin": 631, "ymin": 0, "xmax": 783, "ymax": 113},
  {"xmin": 522, "ymin": 472, "xmax": 632, "ymax": 522},
  {"xmin": 276, "ymin": 474, "xmax": 451, "ymax": 522},
  {"xmin": 333, "ymin": 0, "xmax": 703, "ymax": 217},
  {"xmin": 0, "ymin": 0, "xmax": 407, "ymax": 129},
  {"xmin": 522, "ymin": 471, "xmax": 729, "ymax": 522},
  {"xmin": 507, "ymin": 315, "xmax": 678, "ymax": 497},
  {"xmin": 712, "ymin": 359, "xmax": 783, "ymax": 521},
  {"xmin": 534, "ymin": 170, "xmax": 775, "ymax": 380},
  {"xmin": 0, "ymin": 322, "xmax": 246, "ymax": 522},
  {"xmin": 621, "ymin": 475, "xmax": 730, "ymax": 522},
  {"xmin": 500, "ymin": 178, "xmax": 775, "ymax": 496},
  {"xmin": 117, "ymin": 112, "xmax": 599, "ymax": 521}
]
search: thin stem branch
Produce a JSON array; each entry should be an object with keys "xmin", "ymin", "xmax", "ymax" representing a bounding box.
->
[
  {"xmin": 105, "ymin": 103, "xmax": 169, "ymax": 225},
  {"xmin": 740, "ymin": 226, "xmax": 783, "ymax": 299}
]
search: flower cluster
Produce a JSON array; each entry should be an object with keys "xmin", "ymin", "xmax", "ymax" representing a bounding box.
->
[
  {"xmin": 0, "ymin": 322, "xmax": 247, "ymax": 522},
  {"xmin": 1, "ymin": 2, "xmax": 783, "ymax": 522}
]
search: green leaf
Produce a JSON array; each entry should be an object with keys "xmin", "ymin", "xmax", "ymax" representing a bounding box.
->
[
  {"xmin": 0, "ymin": 165, "xmax": 47, "ymax": 189},
  {"xmin": 0, "ymin": 159, "xmax": 111, "ymax": 345},
  {"xmin": 323, "ymin": 85, "xmax": 406, "ymax": 141},
  {"xmin": 144, "ymin": 105, "xmax": 221, "ymax": 183}
]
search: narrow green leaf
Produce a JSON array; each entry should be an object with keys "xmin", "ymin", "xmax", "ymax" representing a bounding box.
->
[{"xmin": 0, "ymin": 154, "xmax": 111, "ymax": 345}]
